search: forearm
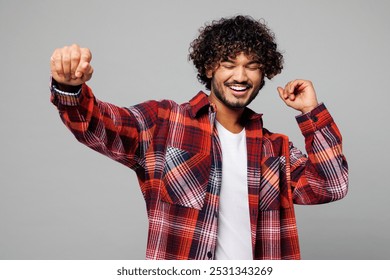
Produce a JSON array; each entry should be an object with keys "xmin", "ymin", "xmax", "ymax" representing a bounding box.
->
[
  {"xmin": 291, "ymin": 104, "xmax": 349, "ymax": 204},
  {"xmin": 50, "ymin": 81, "xmax": 141, "ymax": 168}
]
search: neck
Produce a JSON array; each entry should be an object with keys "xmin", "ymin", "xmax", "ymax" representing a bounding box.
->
[{"xmin": 208, "ymin": 93, "xmax": 245, "ymax": 134}]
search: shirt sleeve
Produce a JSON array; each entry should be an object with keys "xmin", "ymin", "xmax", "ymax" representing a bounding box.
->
[
  {"xmin": 290, "ymin": 103, "xmax": 349, "ymax": 205},
  {"xmin": 50, "ymin": 80, "xmax": 159, "ymax": 170},
  {"xmin": 51, "ymin": 80, "xmax": 82, "ymax": 106}
]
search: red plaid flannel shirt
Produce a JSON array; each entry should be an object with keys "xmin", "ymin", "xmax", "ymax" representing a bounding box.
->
[{"xmin": 51, "ymin": 83, "xmax": 348, "ymax": 260}]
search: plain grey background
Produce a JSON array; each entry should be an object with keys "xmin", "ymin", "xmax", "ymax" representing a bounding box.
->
[{"xmin": 0, "ymin": 0, "xmax": 389, "ymax": 259}]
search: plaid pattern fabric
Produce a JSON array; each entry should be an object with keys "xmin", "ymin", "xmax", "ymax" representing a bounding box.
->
[{"xmin": 51, "ymin": 83, "xmax": 348, "ymax": 260}]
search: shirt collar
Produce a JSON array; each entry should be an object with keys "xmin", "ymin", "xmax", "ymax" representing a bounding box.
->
[
  {"xmin": 188, "ymin": 91, "xmax": 211, "ymax": 118},
  {"xmin": 188, "ymin": 91, "xmax": 263, "ymax": 121}
]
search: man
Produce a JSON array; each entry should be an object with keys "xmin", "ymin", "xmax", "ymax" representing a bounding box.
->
[{"xmin": 50, "ymin": 15, "xmax": 348, "ymax": 260}]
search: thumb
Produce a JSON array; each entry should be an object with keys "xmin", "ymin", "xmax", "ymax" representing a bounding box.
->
[
  {"xmin": 75, "ymin": 48, "xmax": 92, "ymax": 78},
  {"xmin": 75, "ymin": 61, "xmax": 89, "ymax": 78},
  {"xmin": 277, "ymin": 86, "xmax": 286, "ymax": 101}
]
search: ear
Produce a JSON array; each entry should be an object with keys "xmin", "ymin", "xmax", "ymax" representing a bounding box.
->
[{"xmin": 206, "ymin": 68, "xmax": 213, "ymax": 79}]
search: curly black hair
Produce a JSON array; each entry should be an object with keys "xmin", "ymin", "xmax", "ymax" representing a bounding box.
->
[{"xmin": 189, "ymin": 15, "xmax": 284, "ymax": 90}]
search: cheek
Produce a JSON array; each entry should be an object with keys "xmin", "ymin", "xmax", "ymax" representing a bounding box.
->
[
  {"xmin": 250, "ymin": 73, "xmax": 263, "ymax": 85},
  {"xmin": 212, "ymin": 73, "xmax": 228, "ymax": 85}
]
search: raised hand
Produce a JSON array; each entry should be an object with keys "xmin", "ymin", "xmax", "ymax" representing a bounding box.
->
[
  {"xmin": 50, "ymin": 44, "xmax": 93, "ymax": 87},
  {"xmin": 277, "ymin": 79, "xmax": 319, "ymax": 114}
]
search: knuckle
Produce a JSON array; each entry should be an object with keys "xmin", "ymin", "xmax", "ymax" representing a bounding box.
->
[
  {"xmin": 51, "ymin": 49, "xmax": 62, "ymax": 60},
  {"xmin": 71, "ymin": 52, "xmax": 81, "ymax": 61},
  {"xmin": 81, "ymin": 48, "xmax": 92, "ymax": 59},
  {"xmin": 62, "ymin": 55, "xmax": 70, "ymax": 64},
  {"xmin": 51, "ymin": 53, "xmax": 60, "ymax": 61}
]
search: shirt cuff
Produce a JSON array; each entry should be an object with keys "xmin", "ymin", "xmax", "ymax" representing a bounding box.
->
[
  {"xmin": 50, "ymin": 78, "xmax": 82, "ymax": 106},
  {"xmin": 295, "ymin": 103, "xmax": 334, "ymax": 137}
]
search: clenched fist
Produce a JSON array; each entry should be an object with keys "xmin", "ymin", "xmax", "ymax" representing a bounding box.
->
[{"xmin": 50, "ymin": 44, "xmax": 93, "ymax": 87}]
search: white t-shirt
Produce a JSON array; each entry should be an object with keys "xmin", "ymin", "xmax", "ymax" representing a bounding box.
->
[{"xmin": 215, "ymin": 121, "xmax": 252, "ymax": 260}]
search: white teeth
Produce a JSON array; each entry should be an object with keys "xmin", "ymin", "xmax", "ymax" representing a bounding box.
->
[{"xmin": 230, "ymin": 86, "xmax": 247, "ymax": 91}]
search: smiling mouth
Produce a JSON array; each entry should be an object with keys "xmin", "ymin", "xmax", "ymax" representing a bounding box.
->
[{"xmin": 225, "ymin": 83, "xmax": 252, "ymax": 93}]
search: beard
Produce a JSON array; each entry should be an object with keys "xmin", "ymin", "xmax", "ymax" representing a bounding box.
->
[{"xmin": 211, "ymin": 78, "xmax": 261, "ymax": 109}]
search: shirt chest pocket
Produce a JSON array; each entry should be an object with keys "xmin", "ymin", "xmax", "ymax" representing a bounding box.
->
[{"xmin": 160, "ymin": 146, "xmax": 211, "ymax": 210}]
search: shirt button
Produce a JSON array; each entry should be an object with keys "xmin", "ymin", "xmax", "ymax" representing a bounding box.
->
[
  {"xmin": 214, "ymin": 211, "xmax": 218, "ymax": 218},
  {"xmin": 207, "ymin": 251, "xmax": 213, "ymax": 259},
  {"xmin": 311, "ymin": 116, "xmax": 318, "ymax": 122}
]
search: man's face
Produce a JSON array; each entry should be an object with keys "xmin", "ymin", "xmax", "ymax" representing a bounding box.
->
[{"xmin": 207, "ymin": 52, "xmax": 263, "ymax": 110}]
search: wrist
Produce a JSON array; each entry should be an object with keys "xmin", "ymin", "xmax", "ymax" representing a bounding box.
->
[
  {"xmin": 52, "ymin": 78, "xmax": 82, "ymax": 93},
  {"xmin": 57, "ymin": 82, "xmax": 82, "ymax": 93},
  {"xmin": 300, "ymin": 103, "xmax": 319, "ymax": 114}
]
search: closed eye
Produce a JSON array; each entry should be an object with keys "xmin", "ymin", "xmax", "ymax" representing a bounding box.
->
[
  {"xmin": 221, "ymin": 63, "xmax": 235, "ymax": 69},
  {"xmin": 246, "ymin": 63, "xmax": 261, "ymax": 70}
]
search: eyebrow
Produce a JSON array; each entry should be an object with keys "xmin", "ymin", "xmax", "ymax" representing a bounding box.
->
[
  {"xmin": 220, "ymin": 59, "xmax": 261, "ymax": 65},
  {"xmin": 221, "ymin": 58, "xmax": 235, "ymax": 63}
]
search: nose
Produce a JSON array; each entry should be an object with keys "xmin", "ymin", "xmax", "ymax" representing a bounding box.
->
[{"xmin": 232, "ymin": 66, "xmax": 248, "ymax": 82}]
